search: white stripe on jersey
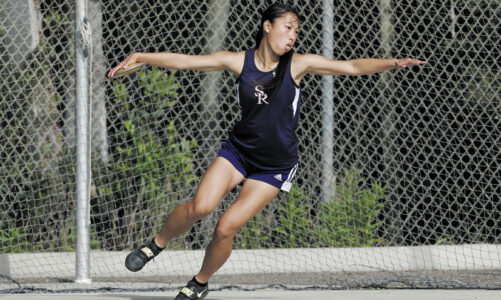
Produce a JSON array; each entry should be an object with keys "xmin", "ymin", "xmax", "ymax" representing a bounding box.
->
[
  {"xmin": 236, "ymin": 81, "xmax": 241, "ymax": 107},
  {"xmin": 292, "ymin": 87, "xmax": 300, "ymax": 117}
]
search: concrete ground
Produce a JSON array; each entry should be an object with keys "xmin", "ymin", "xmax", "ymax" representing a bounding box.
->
[{"xmin": 0, "ymin": 289, "xmax": 500, "ymax": 300}]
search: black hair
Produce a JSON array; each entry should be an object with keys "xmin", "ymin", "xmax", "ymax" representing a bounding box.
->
[{"xmin": 254, "ymin": 3, "xmax": 300, "ymax": 92}]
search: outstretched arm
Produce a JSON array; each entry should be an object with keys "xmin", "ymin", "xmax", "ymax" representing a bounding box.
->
[
  {"xmin": 292, "ymin": 53, "xmax": 426, "ymax": 82},
  {"xmin": 108, "ymin": 51, "xmax": 244, "ymax": 79}
]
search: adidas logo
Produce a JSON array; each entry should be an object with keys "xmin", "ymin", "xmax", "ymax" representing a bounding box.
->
[{"xmin": 274, "ymin": 174, "xmax": 282, "ymax": 181}]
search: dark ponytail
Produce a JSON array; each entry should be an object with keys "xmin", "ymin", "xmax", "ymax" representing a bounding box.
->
[{"xmin": 254, "ymin": 3, "xmax": 300, "ymax": 92}]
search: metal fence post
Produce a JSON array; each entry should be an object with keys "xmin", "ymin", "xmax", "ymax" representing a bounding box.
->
[
  {"xmin": 75, "ymin": 0, "xmax": 91, "ymax": 284},
  {"xmin": 321, "ymin": 0, "xmax": 334, "ymax": 202}
]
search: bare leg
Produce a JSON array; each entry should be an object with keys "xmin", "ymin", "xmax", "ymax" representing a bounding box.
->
[
  {"xmin": 154, "ymin": 157, "xmax": 244, "ymax": 248},
  {"xmin": 195, "ymin": 179, "xmax": 280, "ymax": 283}
]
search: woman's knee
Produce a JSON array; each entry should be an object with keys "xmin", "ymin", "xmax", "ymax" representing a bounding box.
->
[
  {"xmin": 186, "ymin": 197, "xmax": 216, "ymax": 221},
  {"xmin": 213, "ymin": 219, "xmax": 238, "ymax": 241}
]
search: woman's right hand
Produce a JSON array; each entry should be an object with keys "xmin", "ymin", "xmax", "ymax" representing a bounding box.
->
[{"xmin": 107, "ymin": 52, "xmax": 141, "ymax": 79}]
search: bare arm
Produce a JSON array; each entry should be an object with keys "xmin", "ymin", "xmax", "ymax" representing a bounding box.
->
[
  {"xmin": 292, "ymin": 53, "xmax": 426, "ymax": 82},
  {"xmin": 108, "ymin": 51, "xmax": 244, "ymax": 79}
]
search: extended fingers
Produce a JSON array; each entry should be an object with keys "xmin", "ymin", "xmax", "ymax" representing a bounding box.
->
[
  {"xmin": 107, "ymin": 54, "xmax": 137, "ymax": 79},
  {"xmin": 409, "ymin": 59, "xmax": 427, "ymax": 66},
  {"xmin": 397, "ymin": 58, "xmax": 427, "ymax": 69},
  {"xmin": 108, "ymin": 62, "xmax": 127, "ymax": 79},
  {"xmin": 108, "ymin": 63, "xmax": 123, "ymax": 79}
]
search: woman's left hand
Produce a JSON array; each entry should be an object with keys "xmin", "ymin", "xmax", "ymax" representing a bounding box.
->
[{"xmin": 394, "ymin": 58, "xmax": 427, "ymax": 69}]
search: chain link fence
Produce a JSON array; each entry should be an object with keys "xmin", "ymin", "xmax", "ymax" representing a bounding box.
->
[{"xmin": 0, "ymin": 0, "xmax": 500, "ymax": 292}]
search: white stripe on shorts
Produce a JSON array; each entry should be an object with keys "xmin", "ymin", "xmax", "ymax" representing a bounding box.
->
[{"xmin": 281, "ymin": 163, "xmax": 298, "ymax": 192}]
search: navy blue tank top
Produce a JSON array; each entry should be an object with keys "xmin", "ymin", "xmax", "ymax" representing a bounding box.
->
[{"xmin": 229, "ymin": 48, "xmax": 302, "ymax": 170}]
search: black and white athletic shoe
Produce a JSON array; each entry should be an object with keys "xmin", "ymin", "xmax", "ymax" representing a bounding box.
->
[
  {"xmin": 174, "ymin": 277, "xmax": 209, "ymax": 300},
  {"xmin": 124, "ymin": 238, "xmax": 164, "ymax": 272}
]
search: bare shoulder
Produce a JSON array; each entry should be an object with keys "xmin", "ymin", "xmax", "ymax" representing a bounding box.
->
[
  {"xmin": 291, "ymin": 52, "xmax": 321, "ymax": 84},
  {"xmin": 292, "ymin": 53, "xmax": 352, "ymax": 76},
  {"xmin": 292, "ymin": 53, "xmax": 323, "ymax": 66},
  {"xmin": 216, "ymin": 50, "xmax": 245, "ymax": 75},
  {"xmin": 215, "ymin": 50, "xmax": 245, "ymax": 59}
]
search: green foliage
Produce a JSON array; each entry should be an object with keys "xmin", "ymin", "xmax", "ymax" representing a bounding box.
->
[
  {"xmin": 0, "ymin": 7, "xmax": 75, "ymax": 253},
  {"xmin": 0, "ymin": 7, "xmax": 190, "ymax": 253},
  {"xmin": 236, "ymin": 211, "xmax": 269, "ymax": 249},
  {"xmin": 0, "ymin": 63, "xmax": 193, "ymax": 252},
  {"xmin": 237, "ymin": 168, "xmax": 386, "ymax": 249},
  {"xmin": 92, "ymin": 67, "xmax": 196, "ymax": 250},
  {"xmin": 0, "ymin": 228, "xmax": 33, "ymax": 253},
  {"xmin": 273, "ymin": 186, "xmax": 314, "ymax": 248},
  {"xmin": 0, "ymin": 217, "xmax": 100, "ymax": 253},
  {"xmin": 315, "ymin": 168, "xmax": 387, "ymax": 247}
]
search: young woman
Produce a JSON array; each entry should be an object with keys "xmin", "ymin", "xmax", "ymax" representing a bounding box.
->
[{"xmin": 108, "ymin": 3, "xmax": 426, "ymax": 300}]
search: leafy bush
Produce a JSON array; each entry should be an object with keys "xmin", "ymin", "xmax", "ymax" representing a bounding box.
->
[
  {"xmin": 0, "ymin": 38, "xmax": 75, "ymax": 253},
  {"xmin": 92, "ymin": 67, "xmax": 197, "ymax": 250},
  {"xmin": 314, "ymin": 168, "xmax": 386, "ymax": 247},
  {"xmin": 272, "ymin": 186, "xmax": 314, "ymax": 248},
  {"xmin": 237, "ymin": 168, "xmax": 387, "ymax": 249}
]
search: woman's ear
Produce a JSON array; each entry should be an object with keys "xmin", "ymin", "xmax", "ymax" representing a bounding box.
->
[{"xmin": 263, "ymin": 20, "xmax": 272, "ymax": 34}]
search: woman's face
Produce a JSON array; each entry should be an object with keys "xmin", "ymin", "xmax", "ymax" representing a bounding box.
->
[{"xmin": 264, "ymin": 12, "xmax": 299, "ymax": 55}]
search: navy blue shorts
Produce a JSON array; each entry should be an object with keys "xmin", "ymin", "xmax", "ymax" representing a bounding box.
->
[{"xmin": 217, "ymin": 139, "xmax": 298, "ymax": 192}]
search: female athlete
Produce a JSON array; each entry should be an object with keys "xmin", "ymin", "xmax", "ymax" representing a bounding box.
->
[{"xmin": 108, "ymin": 3, "xmax": 426, "ymax": 299}]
